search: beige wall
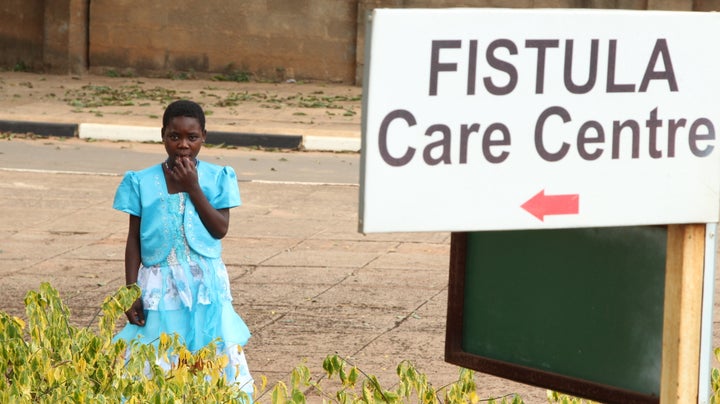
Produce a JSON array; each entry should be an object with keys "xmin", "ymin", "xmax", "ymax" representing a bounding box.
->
[
  {"xmin": 89, "ymin": 0, "xmax": 358, "ymax": 82},
  {"xmin": 0, "ymin": 0, "xmax": 88, "ymax": 74},
  {"xmin": 0, "ymin": 0, "xmax": 715, "ymax": 83},
  {"xmin": 0, "ymin": 0, "xmax": 45, "ymax": 70}
]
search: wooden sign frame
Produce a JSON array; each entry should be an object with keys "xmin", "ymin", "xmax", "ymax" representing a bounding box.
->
[{"xmin": 445, "ymin": 225, "xmax": 709, "ymax": 404}]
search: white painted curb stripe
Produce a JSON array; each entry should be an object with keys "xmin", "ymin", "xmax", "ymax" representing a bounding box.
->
[
  {"xmin": 79, "ymin": 123, "xmax": 159, "ymax": 143},
  {"xmin": 302, "ymin": 136, "xmax": 360, "ymax": 152}
]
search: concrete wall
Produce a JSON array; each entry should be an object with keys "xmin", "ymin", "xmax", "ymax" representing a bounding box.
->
[
  {"xmin": 0, "ymin": 0, "xmax": 45, "ymax": 71},
  {"xmin": 0, "ymin": 0, "xmax": 716, "ymax": 83},
  {"xmin": 89, "ymin": 0, "xmax": 358, "ymax": 83},
  {"xmin": 0, "ymin": 0, "xmax": 88, "ymax": 74}
]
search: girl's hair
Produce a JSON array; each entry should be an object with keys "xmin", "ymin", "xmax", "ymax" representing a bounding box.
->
[{"xmin": 162, "ymin": 100, "xmax": 206, "ymax": 131}]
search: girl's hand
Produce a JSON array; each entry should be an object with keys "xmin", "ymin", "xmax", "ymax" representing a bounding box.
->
[
  {"xmin": 165, "ymin": 157, "xmax": 230, "ymax": 239},
  {"xmin": 125, "ymin": 297, "xmax": 146, "ymax": 326},
  {"xmin": 166, "ymin": 157, "xmax": 200, "ymax": 193}
]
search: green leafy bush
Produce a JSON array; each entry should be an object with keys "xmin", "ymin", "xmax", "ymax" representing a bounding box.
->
[
  {"xmin": 0, "ymin": 283, "xmax": 249, "ymax": 403},
  {"xmin": 7, "ymin": 283, "xmax": 678, "ymax": 403},
  {"xmin": 270, "ymin": 354, "xmax": 505, "ymax": 403},
  {"xmin": 2, "ymin": 283, "xmax": 494, "ymax": 403}
]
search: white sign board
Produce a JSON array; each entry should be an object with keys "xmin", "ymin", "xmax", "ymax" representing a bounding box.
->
[{"xmin": 359, "ymin": 8, "xmax": 720, "ymax": 233}]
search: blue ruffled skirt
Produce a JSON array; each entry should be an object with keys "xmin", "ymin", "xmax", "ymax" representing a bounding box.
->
[{"xmin": 114, "ymin": 194, "xmax": 253, "ymax": 399}]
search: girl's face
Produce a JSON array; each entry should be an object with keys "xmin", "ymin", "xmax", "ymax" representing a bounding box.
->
[{"xmin": 161, "ymin": 116, "xmax": 207, "ymax": 164}]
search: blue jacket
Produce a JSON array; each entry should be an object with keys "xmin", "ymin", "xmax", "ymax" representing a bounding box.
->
[{"xmin": 113, "ymin": 161, "xmax": 241, "ymax": 266}]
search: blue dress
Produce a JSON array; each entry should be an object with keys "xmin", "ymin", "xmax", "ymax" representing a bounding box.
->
[{"xmin": 113, "ymin": 161, "xmax": 253, "ymax": 398}]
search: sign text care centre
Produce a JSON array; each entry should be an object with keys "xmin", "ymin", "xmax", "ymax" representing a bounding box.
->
[{"xmin": 359, "ymin": 9, "xmax": 720, "ymax": 233}]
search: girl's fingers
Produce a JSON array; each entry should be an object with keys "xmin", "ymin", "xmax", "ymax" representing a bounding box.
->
[
  {"xmin": 174, "ymin": 157, "xmax": 192, "ymax": 174},
  {"xmin": 131, "ymin": 310, "xmax": 145, "ymax": 326}
]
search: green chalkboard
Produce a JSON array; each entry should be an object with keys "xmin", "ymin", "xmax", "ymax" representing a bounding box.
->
[{"xmin": 445, "ymin": 227, "xmax": 666, "ymax": 404}]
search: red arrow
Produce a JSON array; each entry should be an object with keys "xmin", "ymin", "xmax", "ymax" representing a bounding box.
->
[{"xmin": 521, "ymin": 189, "xmax": 579, "ymax": 221}]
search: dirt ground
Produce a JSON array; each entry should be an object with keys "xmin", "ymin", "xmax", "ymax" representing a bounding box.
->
[{"xmin": 0, "ymin": 71, "xmax": 362, "ymax": 139}]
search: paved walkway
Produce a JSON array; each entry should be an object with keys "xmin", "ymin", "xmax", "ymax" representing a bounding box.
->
[
  {"xmin": 0, "ymin": 67, "xmax": 549, "ymax": 402},
  {"xmin": 0, "ymin": 153, "xmax": 547, "ymax": 403}
]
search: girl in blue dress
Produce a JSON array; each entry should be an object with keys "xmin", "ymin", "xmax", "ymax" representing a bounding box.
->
[{"xmin": 113, "ymin": 100, "xmax": 253, "ymax": 400}]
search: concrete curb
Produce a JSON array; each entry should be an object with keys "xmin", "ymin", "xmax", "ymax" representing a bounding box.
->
[
  {"xmin": 0, "ymin": 120, "xmax": 78, "ymax": 138},
  {"xmin": 79, "ymin": 123, "xmax": 157, "ymax": 143},
  {"xmin": 1, "ymin": 120, "xmax": 359, "ymax": 152}
]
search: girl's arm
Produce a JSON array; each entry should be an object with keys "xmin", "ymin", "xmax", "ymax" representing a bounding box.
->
[
  {"xmin": 125, "ymin": 215, "xmax": 141, "ymax": 284},
  {"xmin": 167, "ymin": 157, "xmax": 231, "ymax": 239},
  {"xmin": 124, "ymin": 214, "xmax": 145, "ymax": 326},
  {"xmin": 187, "ymin": 189, "xmax": 230, "ymax": 239}
]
